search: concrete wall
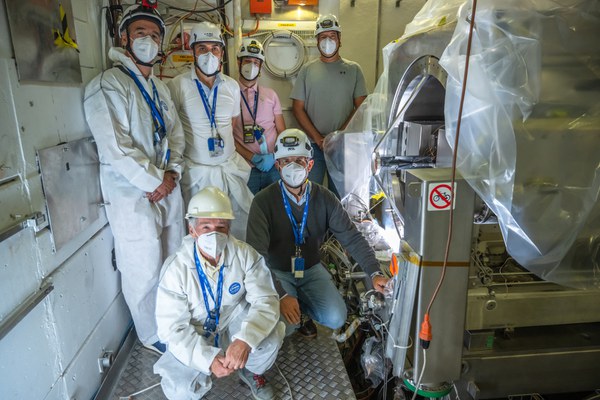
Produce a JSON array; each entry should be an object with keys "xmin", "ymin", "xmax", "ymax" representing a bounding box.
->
[{"xmin": 0, "ymin": 1, "xmax": 130, "ymax": 399}]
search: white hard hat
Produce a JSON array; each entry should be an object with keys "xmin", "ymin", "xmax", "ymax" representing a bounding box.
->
[
  {"xmin": 274, "ymin": 129, "xmax": 313, "ymax": 160},
  {"xmin": 186, "ymin": 187, "xmax": 235, "ymax": 220},
  {"xmin": 237, "ymin": 38, "xmax": 265, "ymax": 61},
  {"xmin": 119, "ymin": 4, "xmax": 165, "ymax": 36},
  {"xmin": 315, "ymin": 14, "xmax": 341, "ymax": 36},
  {"xmin": 190, "ymin": 22, "xmax": 225, "ymax": 47}
]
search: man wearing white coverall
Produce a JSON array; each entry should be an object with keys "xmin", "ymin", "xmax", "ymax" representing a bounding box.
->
[
  {"xmin": 83, "ymin": 5, "xmax": 184, "ymax": 352},
  {"xmin": 154, "ymin": 187, "xmax": 284, "ymax": 400},
  {"xmin": 168, "ymin": 22, "xmax": 253, "ymax": 240}
]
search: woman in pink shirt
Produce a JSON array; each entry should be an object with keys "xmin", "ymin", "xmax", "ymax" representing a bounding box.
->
[{"xmin": 233, "ymin": 39, "xmax": 286, "ymax": 194}]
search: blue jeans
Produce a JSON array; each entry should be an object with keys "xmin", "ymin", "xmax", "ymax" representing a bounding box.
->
[
  {"xmin": 247, "ymin": 166, "xmax": 280, "ymax": 194},
  {"xmin": 309, "ymin": 144, "xmax": 340, "ymax": 198},
  {"xmin": 271, "ymin": 263, "xmax": 347, "ymax": 336}
]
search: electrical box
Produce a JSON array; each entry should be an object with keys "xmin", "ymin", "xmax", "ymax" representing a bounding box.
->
[{"xmin": 250, "ymin": 0, "xmax": 272, "ymax": 14}]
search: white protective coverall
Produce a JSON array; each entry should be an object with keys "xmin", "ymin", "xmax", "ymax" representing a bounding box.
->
[
  {"xmin": 154, "ymin": 235, "xmax": 284, "ymax": 400},
  {"xmin": 167, "ymin": 70, "xmax": 253, "ymax": 241},
  {"xmin": 84, "ymin": 47, "xmax": 185, "ymax": 345}
]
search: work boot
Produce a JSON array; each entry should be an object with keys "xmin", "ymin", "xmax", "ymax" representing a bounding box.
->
[
  {"xmin": 297, "ymin": 317, "xmax": 317, "ymax": 338},
  {"xmin": 238, "ymin": 368, "xmax": 275, "ymax": 400},
  {"xmin": 142, "ymin": 341, "xmax": 166, "ymax": 355}
]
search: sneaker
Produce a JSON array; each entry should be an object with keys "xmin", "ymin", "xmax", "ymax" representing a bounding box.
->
[
  {"xmin": 142, "ymin": 341, "xmax": 166, "ymax": 355},
  {"xmin": 238, "ymin": 368, "xmax": 275, "ymax": 400},
  {"xmin": 297, "ymin": 318, "xmax": 317, "ymax": 338}
]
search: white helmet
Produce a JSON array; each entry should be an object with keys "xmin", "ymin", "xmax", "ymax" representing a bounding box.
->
[
  {"xmin": 274, "ymin": 129, "xmax": 313, "ymax": 160},
  {"xmin": 186, "ymin": 187, "xmax": 235, "ymax": 220},
  {"xmin": 237, "ymin": 38, "xmax": 265, "ymax": 61},
  {"xmin": 119, "ymin": 4, "xmax": 165, "ymax": 36},
  {"xmin": 315, "ymin": 14, "xmax": 341, "ymax": 37},
  {"xmin": 190, "ymin": 22, "xmax": 225, "ymax": 47}
]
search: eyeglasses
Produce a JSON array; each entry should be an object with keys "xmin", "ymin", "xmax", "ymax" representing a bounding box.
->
[{"xmin": 278, "ymin": 157, "xmax": 309, "ymax": 167}]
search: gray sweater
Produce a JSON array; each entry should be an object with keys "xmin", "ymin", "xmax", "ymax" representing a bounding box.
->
[{"xmin": 246, "ymin": 181, "xmax": 380, "ymax": 296}]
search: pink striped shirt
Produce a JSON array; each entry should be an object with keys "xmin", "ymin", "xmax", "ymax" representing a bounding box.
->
[{"xmin": 233, "ymin": 82, "xmax": 282, "ymax": 155}]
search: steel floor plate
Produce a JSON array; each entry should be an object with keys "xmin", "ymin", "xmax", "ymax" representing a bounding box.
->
[{"xmin": 111, "ymin": 326, "xmax": 356, "ymax": 400}]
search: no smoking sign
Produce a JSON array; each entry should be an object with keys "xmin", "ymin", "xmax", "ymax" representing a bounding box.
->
[{"xmin": 427, "ymin": 183, "xmax": 456, "ymax": 211}]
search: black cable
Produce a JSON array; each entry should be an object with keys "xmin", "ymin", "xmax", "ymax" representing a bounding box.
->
[{"xmin": 161, "ymin": 0, "xmax": 233, "ymax": 14}]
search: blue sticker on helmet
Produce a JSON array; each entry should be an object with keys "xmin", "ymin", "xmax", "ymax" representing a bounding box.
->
[{"xmin": 229, "ymin": 282, "xmax": 241, "ymax": 295}]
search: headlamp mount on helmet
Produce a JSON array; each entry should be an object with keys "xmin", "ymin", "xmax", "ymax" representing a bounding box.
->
[
  {"xmin": 281, "ymin": 136, "xmax": 300, "ymax": 147},
  {"xmin": 141, "ymin": 0, "xmax": 158, "ymax": 9}
]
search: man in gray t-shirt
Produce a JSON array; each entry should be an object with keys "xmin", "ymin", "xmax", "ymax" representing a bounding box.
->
[{"xmin": 290, "ymin": 14, "xmax": 367, "ymax": 195}]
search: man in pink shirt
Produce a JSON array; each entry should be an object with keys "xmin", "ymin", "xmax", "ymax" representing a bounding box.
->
[{"xmin": 233, "ymin": 39, "xmax": 286, "ymax": 194}]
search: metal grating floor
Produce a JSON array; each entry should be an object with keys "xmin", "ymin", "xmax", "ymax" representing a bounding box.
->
[{"xmin": 111, "ymin": 326, "xmax": 356, "ymax": 400}]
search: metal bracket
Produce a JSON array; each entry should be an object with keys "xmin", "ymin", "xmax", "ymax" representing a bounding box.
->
[
  {"xmin": 0, "ymin": 281, "xmax": 54, "ymax": 340},
  {"xmin": 0, "ymin": 212, "xmax": 48, "ymax": 243}
]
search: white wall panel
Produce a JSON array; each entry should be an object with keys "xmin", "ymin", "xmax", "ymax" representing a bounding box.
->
[
  {"xmin": 64, "ymin": 296, "xmax": 130, "ymax": 400},
  {"xmin": 51, "ymin": 226, "xmax": 120, "ymax": 364},
  {"xmin": 0, "ymin": 304, "xmax": 61, "ymax": 400},
  {"xmin": 0, "ymin": 228, "xmax": 41, "ymax": 319}
]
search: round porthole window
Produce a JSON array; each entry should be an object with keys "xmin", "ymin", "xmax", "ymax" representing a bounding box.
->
[{"xmin": 262, "ymin": 30, "xmax": 306, "ymax": 78}]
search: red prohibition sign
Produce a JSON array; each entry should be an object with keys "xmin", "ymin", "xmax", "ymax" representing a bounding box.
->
[{"xmin": 430, "ymin": 184, "xmax": 453, "ymax": 209}]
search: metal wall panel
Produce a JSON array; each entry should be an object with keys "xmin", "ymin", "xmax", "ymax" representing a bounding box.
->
[
  {"xmin": 51, "ymin": 226, "xmax": 119, "ymax": 364},
  {"xmin": 0, "ymin": 229, "xmax": 41, "ymax": 319},
  {"xmin": 64, "ymin": 296, "xmax": 130, "ymax": 400},
  {"xmin": 38, "ymin": 138, "xmax": 103, "ymax": 251},
  {"xmin": 0, "ymin": 304, "xmax": 60, "ymax": 399}
]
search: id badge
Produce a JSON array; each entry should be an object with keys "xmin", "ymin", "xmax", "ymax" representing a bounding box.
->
[
  {"xmin": 243, "ymin": 125, "xmax": 255, "ymax": 143},
  {"xmin": 208, "ymin": 136, "xmax": 224, "ymax": 157},
  {"xmin": 155, "ymin": 137, "xmax": 170, "ymax": 169},
  {"xmin": 291, "ymin": 256, "xmax": 305, "ymax": 278},
  {"xmin": 253, "ymin": 125, "xmax": 265, "ymax": 144},
  {"xmin": 203, "ymin": 311, "xmax": 217, "ymax": 336}
]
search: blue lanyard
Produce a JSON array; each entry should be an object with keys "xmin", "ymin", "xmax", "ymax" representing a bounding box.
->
[
  {"xmin": 240, "ymin": 87, "xmax": 259, "ymax": 125},
  {"xmin": 193, "ymin": 245, "xmax": 225, "ymax": 346},
  {"xmin": 279, "ymin": 180, "xmax": 310, "ymax": 246},
  {"xmin": 125, "ymin": 68, "xmax": 166, "ymax": 144},
  {"xmin": 195, "ymin": 80, "xmax": 219, "ymax": 132}
]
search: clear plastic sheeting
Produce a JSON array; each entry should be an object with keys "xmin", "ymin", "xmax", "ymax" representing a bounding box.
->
[
  {"xmin": 361, "ymin": 336, "xmax": 386, "ymax": 388},
  {"xmin": 440, "ymin": 0, "xmax": 600, "ymax": 288}
]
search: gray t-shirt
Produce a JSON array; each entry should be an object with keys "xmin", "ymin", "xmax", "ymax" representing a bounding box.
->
[{"xmin": 290, "ymin": 57, "xmax": 367, "ymax": 136}]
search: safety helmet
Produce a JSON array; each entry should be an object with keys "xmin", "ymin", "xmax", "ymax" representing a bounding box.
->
[
  {"xmin": 185, "ymin": 187, "xmax": 235, "ymax": 220},
  {"xmin": 237, "ymin": 38, "xmax": 265, "ymax": 61},
  {"xmin": 274, "ymin": 129, "xmax": 313, "ymax": 160},
  {"xmin": 315, "ymin": 14, "xmax": 341, "ymax": 37},
  {"xmin": 119, "ymin": 4, "xmax": 165, "ymax": 36},
  {"xmin": 189, "ymin": 22, "xmax": 225, "ymax": 47}
]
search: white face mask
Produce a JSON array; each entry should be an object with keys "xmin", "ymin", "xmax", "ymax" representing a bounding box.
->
[
  {"xmin": 240, "ymin": 62, "xmax": 260, "ymax": 81},
  {"xmin": 196, "ymin": 231, "xmax": 228, "ymax": 260},
  {"xmin": 319, "ymin": 38, "xmax": 338, "ymax": 57},
  {"xmin": 197, "ymin": 52, "xmax": 221, "ymax": 76},
  {"xmin": 281, "ymin": 162, "xmax": 308, "ymax": 188},
  {"xmin": 131, "ymin": 36, "xmax": 159, "ymax": 64}
]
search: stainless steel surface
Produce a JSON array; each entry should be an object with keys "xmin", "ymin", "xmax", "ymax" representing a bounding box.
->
[
  {"xmin": 38, "ymin": 137, "xmax": 103, "ymax": 251},
  {"xmin": 466, "ymin": 286, "xmax": 600, "ymax": 330},
  {"xmin": 0, "ymin": 212, "xmax": 47, "ymax": 243},
  {"xmin": 109, "ymin": 326, "xmax": 356, "ymax": 399},
  {"xmin": 461, "ymin": 323, "xmax": 600, "ymax": 399},
  {"xmin": 404, "ymin": 169, "xmax": 474, "ymax": 386},
  {"xmin": 0, "ymin": 282, "xmax": 53, "ymax": 340}
]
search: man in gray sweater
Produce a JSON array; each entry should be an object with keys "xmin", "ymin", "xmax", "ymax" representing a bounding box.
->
[{"xmin": 246, "ymin": 129, "xmax": 388, "ymax": 338}]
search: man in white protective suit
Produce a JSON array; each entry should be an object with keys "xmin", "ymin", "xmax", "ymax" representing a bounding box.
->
[
  {"xmin": 167, "ymin": 22, "xmax": 254, "ymax": 240},
  {"xmin": 154, "ymin": 186, "xmax": 284, "ymax": 400},
  {"xmin": 83, "ymin": 4, "xmax": 184, "ymax": 354}
]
